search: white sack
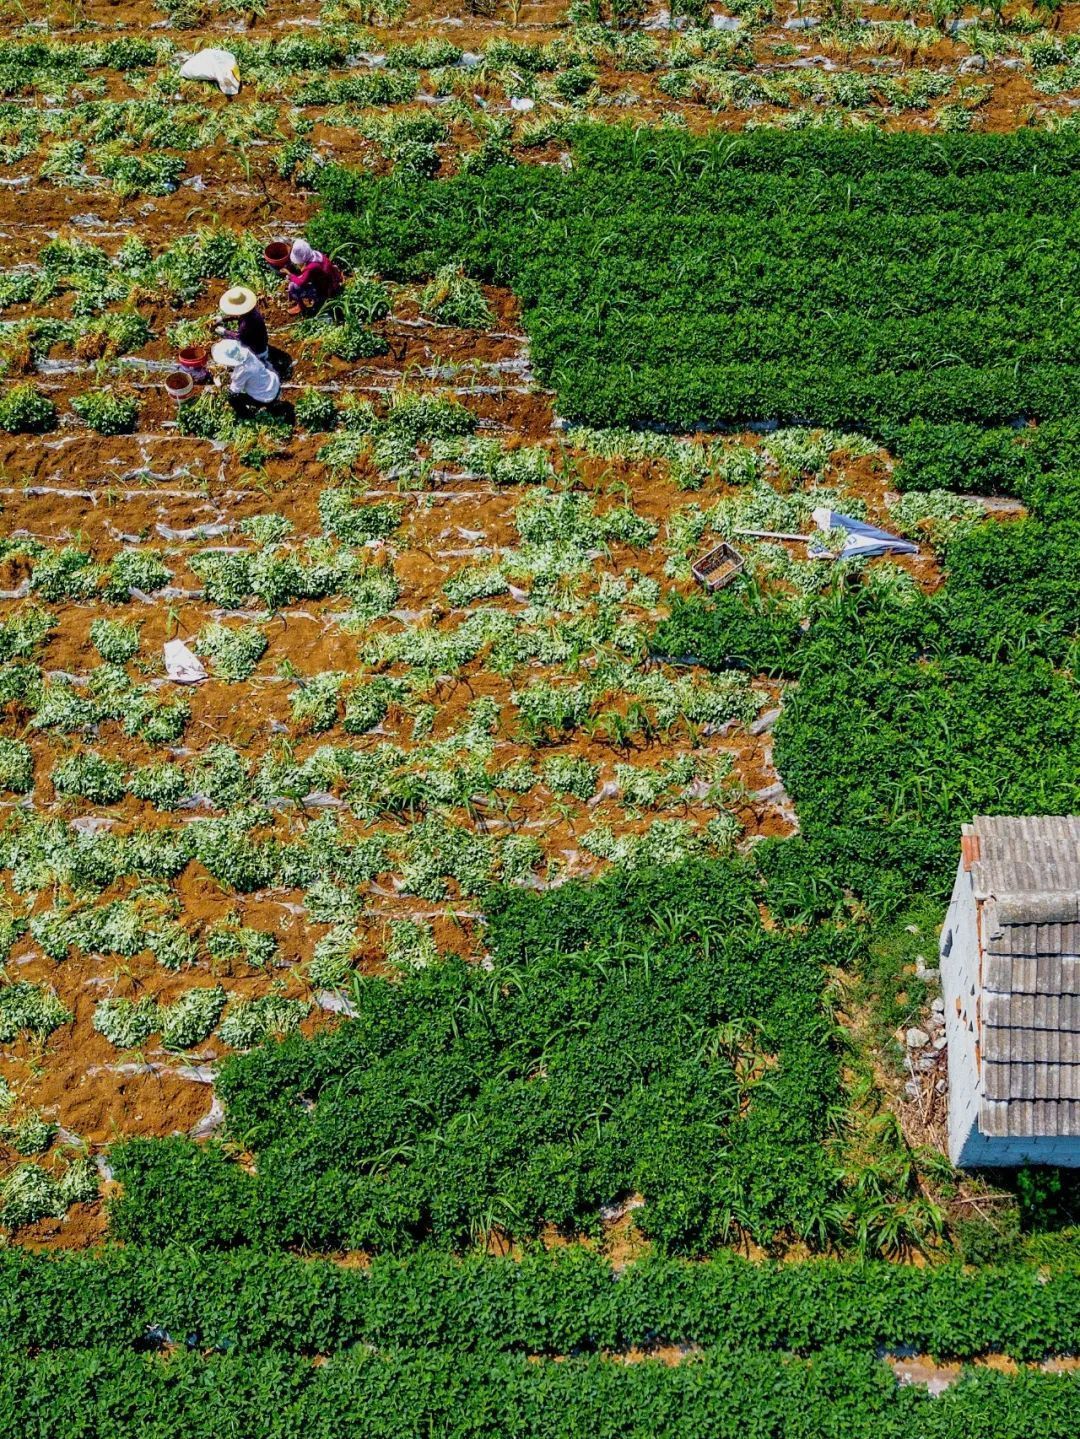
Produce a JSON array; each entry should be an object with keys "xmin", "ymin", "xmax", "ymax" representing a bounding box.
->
[
  {"xmin": 179, "ymin": 48, "xmax": 241, "ymax": 96},
  {"xmin": 164, "ymin": 639, "xmax": 207, "ymax": 684}
]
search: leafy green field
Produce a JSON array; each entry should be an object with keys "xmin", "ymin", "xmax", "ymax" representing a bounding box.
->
[
  {"xmin": 314, "ymin": 128, "xmax": 1080, "ymax": 433},
  {"xmin": 7, "ymin": 1246, "xmax": 1080, "ymax": 1357},
  {"xmin": 3, "ymin": 39, "xmax": 1080, "ymax": 1431},
  {"xmin": 108, "ymin": 861, "xmax": 851, "ymax": 1254},
  {"xmin": 7, "ymin": 1344, "xmax": 1080, "ymax": 1438},
  {"xmin": 63, "ymin": 126, "xmax": 1080, "ymax": 1272}
]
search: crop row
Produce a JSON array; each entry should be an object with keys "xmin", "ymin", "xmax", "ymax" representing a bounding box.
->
[
  {"xmin": 568, "ymin": 125, "xmax": 1080, "ymax": 179},
  {"xmin": 4, "ymin": 1246, "xmax": 1080, "ymax": 1360},
  {"xmin": 2, "ymin": 1344, "xmax": 1077, "ymax": 1438},
  {"xmin": 0, "ymin": 33, "xmax": 1037, "ymax": 100}
]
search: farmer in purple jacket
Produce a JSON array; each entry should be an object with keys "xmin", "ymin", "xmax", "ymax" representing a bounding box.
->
[{"xmin": 284, "ymin": 240, "xmax": 343, "ymax": 316}]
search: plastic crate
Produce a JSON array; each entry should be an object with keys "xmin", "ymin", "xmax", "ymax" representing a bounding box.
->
[{"xmin": 691, "ymin": 541, "xmax": 745, "ymax": 591}]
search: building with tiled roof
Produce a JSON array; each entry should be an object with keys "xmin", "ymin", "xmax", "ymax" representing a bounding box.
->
[{"xmin": 941, "ymin": 816, "xmax": 1080, "ymax": 1167}]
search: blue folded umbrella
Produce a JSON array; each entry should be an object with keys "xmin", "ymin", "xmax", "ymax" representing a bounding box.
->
[{"xmin": 808, "ymin": 508, "xmax": 918, "ymax": 560}]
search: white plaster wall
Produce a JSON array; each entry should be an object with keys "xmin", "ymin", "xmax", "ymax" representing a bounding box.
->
[
  {"xmin": 940, "ymin": 858, "xmax": 1080, "ymax": 1168},
  {"xmin": 940, "ymin": 859, "xmax": 982, "ymax": 1165}
]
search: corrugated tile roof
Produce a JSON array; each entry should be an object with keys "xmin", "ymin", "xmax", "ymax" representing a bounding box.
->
[
  {"xmin": 963, "ymin": 817, "xmax": 1080, "ymax": 1139},
  {"xmin": 983, "ymin": 1059, "xmax": 1080, "ymax": 1101},
  {"xmin": 983, "ymin": 992, "xmax": 1080, "ymax": 1031},
  {"xmin": 983, "ymin": 916, "xmax": 1080, "ymax": 958},
  {"xmin": 982, "ymin": 1029, "xmax": 1080, "ymax": 1065},
  {"xmin": 983, "ymin": 953, "xmax": 1080, "ymax": 994},
  {"xmin": 969, "ymin": 816, "xmax": 1080, "ymax": 913},
  {"xmin": 980, "ymin": 1098, "xmax": 1080, "ymax": 1138}
]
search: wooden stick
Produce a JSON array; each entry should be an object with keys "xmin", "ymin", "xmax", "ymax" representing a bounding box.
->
[
  {"xmin": 735, "ymin": 528, "xmax": 811, "ymax": 541},
  {"xmin": 952, "ymin": 1193, "xmax": 1015, "ymax": 1206}
]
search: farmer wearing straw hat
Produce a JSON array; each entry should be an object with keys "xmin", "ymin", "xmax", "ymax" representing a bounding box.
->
[
  {"xmin": 284, "ymin": 240, "xmax": 342, "ymax": 316},
  {"xmin": 217, "ymin": 287, "xmax": 269, "ymax": 360}
]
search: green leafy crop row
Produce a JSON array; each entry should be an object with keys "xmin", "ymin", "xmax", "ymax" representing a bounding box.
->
[
  {"xmin": 1, "ymin": 1344, "xmax": 1077, "ymax": 1438},
  {"xmin": 2, "ymin": 1246, "xmax": 1080, "ymax": 1361}
]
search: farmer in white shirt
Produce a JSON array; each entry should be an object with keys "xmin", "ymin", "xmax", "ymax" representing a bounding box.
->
[{"xmin": 224, "ymin": 345, "xmax": 280, "ymax": 416}]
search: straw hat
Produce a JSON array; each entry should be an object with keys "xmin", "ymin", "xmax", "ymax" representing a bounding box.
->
[{"xmin": 219, "ymin": 286, "xmax": 257, "ymax": 317}]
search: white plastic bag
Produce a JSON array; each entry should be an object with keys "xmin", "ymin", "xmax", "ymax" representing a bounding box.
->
[
  {"xmin": 179, "ymin": 48, "xmax": 241, "ymax": 96},
  {"xmin": 164, "ymin": 639, "xmax": 207, "ymax": 684}
]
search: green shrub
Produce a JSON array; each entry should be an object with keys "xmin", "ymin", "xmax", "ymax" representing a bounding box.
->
[
  {"xmin": 0, "ymin": 738, "xmax": 33, "ymax": 793},
  {"xmin": 0, "ymin": 982, "xmax": 70, "ymax": 1041},
  {"xmin": 0, "ymin": 271, "xmax": 38, "ymax": 308},
  {"xmin": 206, "ymin": 921, "xmax": 277, "ymax": 969},
  {"xmin": 0, "ymin": 384, "xmax": 57, "ymax": 434},
  {"xmin": 291, "ymin": 671, "xmax": 345, "ymax": 733},
  {"xmin": 194, "ymin": 624, "xmax": 268, "ymax": 682},
  {"xmin": 70, "ymin": 388, "xmax": 138, "ymax": 436},
  {"xmin": 443, "ymin": 564, "xmax": 508, "ymax": 607},
  {"xmin": 327, "ymin": 324, "xmax": 389, "ymax": 361},
  {"xmin": 218, "ymin": 992, "xmax": 308, "ymax": 1050},
  {"xmin": 318, "ymin": 490, "xmax": 403, "ymax": 544},
  {"xmin": 337, "ymin": 273, "xmax": 391, "ymax": 324},
  {"xmin": 240, "ymin": 514, "xmax": 293, "ymax": 545},
  {"xmin": 541, "ymin": 754, "xmax": 600, "ymax": 800},
  {"xmin": 52, "ymin": 750, "xmax": 126, "ymax": 805},
  {"xmin": 385, "ymin": 918, "xmax": 438, "ymax": 970},
  {"xmin": 499, "ymin": 833, "xmax": 544, "ymax": 884},
  {"xmin": 127, "ymin": 762, "xmax": 187, "ymax": 809},
  {"xmin": 159, "ymin": 986, "xmax": 226, "ymax": 1050},
  {"xmin": 189, "ymin": 817, "xmax": 277, "ymax": 892},
  {"xmin": 89, "ymin": 618, "xmax": 139, "ymax": 664},
  {"xmin": 419, "ymin": 264, "xmax": 492, "ymax": 329},
  {"xmin": 652, "ymin": 590, "xmax": 803, "ymax": 675},
  {"xmin": 30, "ymin": 547, "xmax": 102, "ymax": 601},
  {"xmin": 385, "ymin": 389, "xmax": 475, "ymax": 444},
  {"xmin": 308, "ymin": 925, "xmax": 359, "ymax": 987},
  {"xmin": 194, "ymin": 745, "xmax": 251, "ymax": 808},
  {"xmin": 93, "ymin": 997, "xmax": 157, "ymax": 1049},
  {"xmin": 1, "ymin": 1165, "xmax": 64, "ymax": 1229},
  {"xmin": 12, "ymin": 1111, "xmax": 56, "ymax": 1155},
  {"xmin": 295, "ymin": 388, "xmax": 338, "ymax": 432},
  {"xmin": 0, "ymin": 607, "xmax": 53, "ymax": 661},
  {"xmin": 342, "ymin": 677, "xmax": 405, "ymax": 735},
  {"xmin": 123, "ymin": 691, "xmax": 189, "ymax": 746},
  {"xmin": 60, "ymin": 1157, "xmax": 98, "ymax": 1207},
  {"xmin": 103, "ymin": 550, "xmax": 169, "ymax": 601}
]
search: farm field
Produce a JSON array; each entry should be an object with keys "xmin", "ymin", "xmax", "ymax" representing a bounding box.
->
[{"xmin": 0, "ymin": 0, "xmax": 1079, "ymax": 1432}]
